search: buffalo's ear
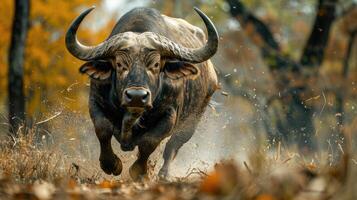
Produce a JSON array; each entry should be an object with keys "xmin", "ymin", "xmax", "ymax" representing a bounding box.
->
[
  {"xmin": 163, "ymin": 61, "xmax": 200, "ymax": 80},
  {"xmin": 79, "ymin": 60, "xmax": 112, "ymax": 80}
]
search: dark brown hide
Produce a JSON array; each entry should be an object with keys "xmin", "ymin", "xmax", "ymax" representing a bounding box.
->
[{"xmin": 66, "ymin": 7, "xmax": 218, "ymax": 180}]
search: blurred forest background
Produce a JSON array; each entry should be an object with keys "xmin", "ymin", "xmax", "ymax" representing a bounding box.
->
[{"xmin": 0, "ymin": 0, "xmax": 356, "ymax": 178}]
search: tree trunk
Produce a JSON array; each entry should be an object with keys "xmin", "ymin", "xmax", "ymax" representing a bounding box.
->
[
  {"xmin": 288, "ymin": 0, "xmax": 336, "ymax": 152},
  {"xmin": 335, "ymin": 30, "xmax": 355, "ymax": 149},
  {"xmin": 8, "ymin": 0, "xmax": 30, "ymax": 134},
  {"xmin": 226, "ymin": 0, "xmax": 337, "ymax": 152}
]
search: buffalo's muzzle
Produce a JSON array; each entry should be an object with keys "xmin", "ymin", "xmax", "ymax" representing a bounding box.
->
[{"xmin": 122, "ymin": 88, "xmax": 152, "ymax": 109}]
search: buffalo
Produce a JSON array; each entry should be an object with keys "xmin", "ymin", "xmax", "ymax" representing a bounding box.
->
[{"xmin": 65, "ymin": 6, "xmax": 219, "ymax": 180}]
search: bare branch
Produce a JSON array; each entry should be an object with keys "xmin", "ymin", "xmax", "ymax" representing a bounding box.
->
[
  {"xmin": 35, "ymin": 111, "xmax": 62, "ymax": 125},
  {"xmin": 300, "ymin": 0, "xmax": 337, "ymax": 67},
  {"xmin": 226, "ymin": 0, "xmax": 280, "ymax": 51}
]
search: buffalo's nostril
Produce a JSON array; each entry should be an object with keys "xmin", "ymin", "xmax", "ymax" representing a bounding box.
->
[
  {"xmin": 125, "ymin": 90, "xmax": 133, "ymax": 101},
  {"xmin": 142, "ymin": 92, "xmax": 149, "ymax": 103}
]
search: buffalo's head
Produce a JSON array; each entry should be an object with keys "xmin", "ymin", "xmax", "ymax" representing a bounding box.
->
[{"xmin": 65, "ymin": 7, "xmax": 218, "ymax": 112}]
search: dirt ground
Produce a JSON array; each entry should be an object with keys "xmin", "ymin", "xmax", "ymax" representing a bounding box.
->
[
  {"xmin": 0, "ymin": 130, "xmax": 356, "ymax": 200},
  {"xmin": 0, "ymin": 112, "xmax": 356, "ymax": 200}
]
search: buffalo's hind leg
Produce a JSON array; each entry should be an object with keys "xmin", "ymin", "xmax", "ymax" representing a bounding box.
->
[
  {"xmin": 129, "ymin": 140, "xmax": 159, "ymax": 181},
  {"xmin": 158, "ymin": 125, "xmax": 196, "ymax": 179}
]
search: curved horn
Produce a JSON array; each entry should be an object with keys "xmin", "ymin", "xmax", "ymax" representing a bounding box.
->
[
  {"xmin": 65, "ymin": 7, "xmax": 99, "ymax": 61},
  {"xmin": 146, "ymin": 7, "xmax": 219, "ymax": 63},
  {"xmin": 66, "ymin": 7, "xmax": 128, "ymax": 61}
]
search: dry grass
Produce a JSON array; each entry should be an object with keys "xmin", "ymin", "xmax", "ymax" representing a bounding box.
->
[
  {"xmin": 0, "ymin": 125, "xmax": 355, "ymax": 200},
  {"xmin": 0, "ymin": 127, "xmax": 67, "ymax": 183}
]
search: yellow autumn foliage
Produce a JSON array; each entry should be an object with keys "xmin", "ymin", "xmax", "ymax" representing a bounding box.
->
[{"xmin": 0, "ymin": 0, "xmax": 114, "ymax": 118}]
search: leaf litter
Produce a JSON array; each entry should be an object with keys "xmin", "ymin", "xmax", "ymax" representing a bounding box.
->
[{"xmin": 0, "ymin": 125, "xmax": 356, "ymax": 200}]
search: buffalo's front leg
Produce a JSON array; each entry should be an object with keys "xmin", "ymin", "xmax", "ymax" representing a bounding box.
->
[
  {"xmin": 96, "ymin": 125, "xmax": 122, "ymax": 176},
  {"xmin": 91, "ymin": 105, "xmax": 122, "ymax": 176},
  {"xmin": 129, "ymin": 108, "xmax": 176, "ymax": 180}
]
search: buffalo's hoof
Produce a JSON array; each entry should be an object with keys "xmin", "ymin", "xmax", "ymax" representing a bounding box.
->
[
  {"xmin": 158, "ymin": 167, "xmax": 169, "ymax": 180},
  {"xmin": 129, "ymin": 161, "xmax": 147, "ymax": 181},
  {"xmin": 100, "ymin": 155, "xmax": 122, "ymax": 176},
  {"xmin": 120, "ymin": 143, "xmax": 135, "ymax": 151}
]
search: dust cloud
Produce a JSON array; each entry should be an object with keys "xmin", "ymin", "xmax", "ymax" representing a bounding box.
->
[{"xmin": 23, "ymin": 90, "xmax": 260, "ymax": 181}]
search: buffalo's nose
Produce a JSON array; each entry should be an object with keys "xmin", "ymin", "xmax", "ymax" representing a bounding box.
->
[{"xmin": 123, "ymin": 88, "xmax": 151, "ymax": 107}]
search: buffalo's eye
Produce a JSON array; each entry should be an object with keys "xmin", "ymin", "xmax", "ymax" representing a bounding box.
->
[
  {"xmin": 148, "ymin": 62, "xmax": 160, "ymax": 72},
  {"xmin": 116, "ymin": 62, "xmax": 128, "ymax": 71}
]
